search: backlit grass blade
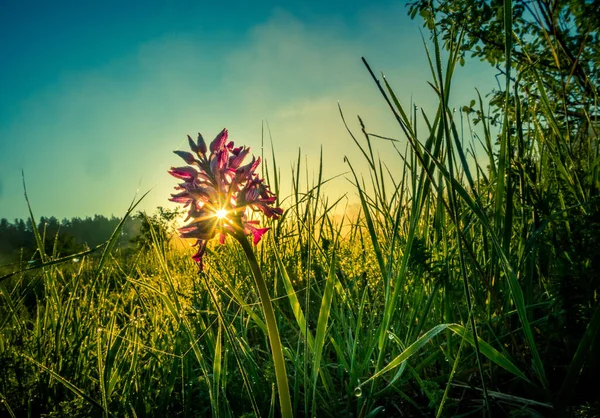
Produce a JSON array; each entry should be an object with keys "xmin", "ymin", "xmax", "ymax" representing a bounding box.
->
[
  {"xmin": 95, "ymin": 190, "xmax": 151, "ymax": 279},
  {"xmin": 104, "ymin": 324, "xmax": 126, "ymax": 400},
  {"xmin": 310, "ymin": 250, "xmax": 337, "ymax": 418},
  {"xmin": 272, "ymin": 241, "xmax": 314, "ymax": 348},
  {"xmin": 213, "ymin": 321, "xmax": 223, "ymax": 417},
  {"xmin": 0, "ymin": 391, "xmax": 16, "ymax": 418},
  {"xmin": 360, "ymin": 323, "xmax": 530, "ymax": 389},
  {"xmin": 446, "ymin": 324, "xmax": 529, "ymax": 382},
  {"xmin": 22, "ymin": 171, "xmax": 47, "ymax": 264},
  {"xmin": 436, "ymin": 323, "xmax": 467, "ymax": 418},
  {"xmin": 358, "ymin": 324, "xmax": 450, "ymax": 387}
]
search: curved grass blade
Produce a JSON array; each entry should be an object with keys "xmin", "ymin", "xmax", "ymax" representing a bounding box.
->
[
  {"xmin": 359, "ymin": 323, "xmax": 531, "ymax": 389},
  {"xmin": 358, "ymin": 324, "xmax": 451, "ymax": 387},
  {"xmin": 447, "ymin": 324, "xmax": 530, "ymax": 382}
]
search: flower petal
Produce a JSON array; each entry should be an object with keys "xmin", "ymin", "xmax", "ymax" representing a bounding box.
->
[
  {"xmin": 169, "ymin": 166, "xmax": 198, "ymax": 180},
  {"xmin": 197, "ymin": 133, "xmax": 207, "ymax": 154},
  {"xmin": 255, "ymin": 204, "xmax": 283, "ymax": 219},
  {"xmin": 169, "ymin": 194, "xmax": 192, "ymax": 205},
  {"xmin": 229, "ymin": 147, "xmax": 250, "ymax": 169},
  {"xmin": 236, "ymin": 156, "xmax": 260, "ymax": 179},
  {"xmin": 210, "ymin": 128, "xmax": 228, "ymax": 153},
  {"xmin": 174, "ymin": 150, "xmax": 197, "ymax": 165},
  {"xmin": 251, "ymin": 226, "xmax": 270, "ymax": 245},
  {"xmin": 179, "ymin": 217, "xmax": 218, "ymax": 240},
  {"xmin": 188, "ymin": 135, "xmax": 200, "ymax": 154}
]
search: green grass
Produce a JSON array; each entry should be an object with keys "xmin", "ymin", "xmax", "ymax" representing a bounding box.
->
[{"xmin": 1, "ymin": 9, "xmax": 599, "ymax": 417}]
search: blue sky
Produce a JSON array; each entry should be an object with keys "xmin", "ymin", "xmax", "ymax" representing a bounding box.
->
[{"xmin": 0, "ymin": 0, "xmax": 497, "ymax": 221}]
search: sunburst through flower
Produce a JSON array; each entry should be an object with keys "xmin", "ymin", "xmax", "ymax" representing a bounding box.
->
[
  {"xmin": 215, "ymin": 208, "xmax": 228, "ymax": 220},
  {"xmin": 168, "ymin": 128, "xmax": 283, "ymax": 270}
]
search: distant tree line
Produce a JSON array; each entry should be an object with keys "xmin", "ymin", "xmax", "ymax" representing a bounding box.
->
[
  {"xmin": 0, "ymin": 214, "xmax": 142, "ymax": 263},
  {"xmin": 0, "ymin": 207, "xmax": 184, "ymax": 265}
]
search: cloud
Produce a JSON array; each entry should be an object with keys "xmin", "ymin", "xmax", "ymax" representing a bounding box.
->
[{"xmin": 217, "ymin": 9, "xmax": 420, "ymax": 203}]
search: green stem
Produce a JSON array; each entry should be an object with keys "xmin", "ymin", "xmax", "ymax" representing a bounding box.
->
[{"xmin": 235, "ymin": 231, "xmax": 293, "ymax": 418}]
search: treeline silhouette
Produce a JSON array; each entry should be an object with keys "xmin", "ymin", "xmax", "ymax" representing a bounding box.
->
[{"xmin": 0, "ymin": 215, "xmax": 142, "ymax": 263}]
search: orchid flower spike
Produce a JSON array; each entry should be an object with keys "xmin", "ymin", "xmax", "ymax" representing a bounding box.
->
[{"xmin": 168, "ymin": 128, "xmax": 283, "ymax": 270}]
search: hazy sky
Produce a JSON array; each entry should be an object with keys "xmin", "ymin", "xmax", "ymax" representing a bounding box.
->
[{"xmin": 0, "ymin": 0, "xmax": 497, "ymax": 222}]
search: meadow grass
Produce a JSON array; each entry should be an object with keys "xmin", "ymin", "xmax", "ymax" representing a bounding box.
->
[{"xmin": 1, "ymin": 11, "xmax": 599, "ymax": 418}]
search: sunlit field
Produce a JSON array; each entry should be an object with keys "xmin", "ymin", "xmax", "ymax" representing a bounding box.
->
[{"xmin": 1, "ymin": 2, "xmax": 599, "ymax": 417}]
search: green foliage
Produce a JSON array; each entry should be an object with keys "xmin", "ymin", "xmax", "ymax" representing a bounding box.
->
[
  {"xmin": 130, "ymin": 206, "xmax": 183, "ymax": 251},
  {"xmin": 408, "ymin": 0, "xmax": 599, "ymax": 109}
]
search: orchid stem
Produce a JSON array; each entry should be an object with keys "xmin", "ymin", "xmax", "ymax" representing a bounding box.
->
[{"xmin": 235, "ymin": 232, "xmax": 293, "ymax": 418}]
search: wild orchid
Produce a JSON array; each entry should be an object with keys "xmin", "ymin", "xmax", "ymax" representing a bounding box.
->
[
  {"xmin": 169, "ymin": 128, "xmax": 283, "ymax": 271},
  {"xmin": 168, "ymin": 128, "xmax": 292, "ymax": 418}
]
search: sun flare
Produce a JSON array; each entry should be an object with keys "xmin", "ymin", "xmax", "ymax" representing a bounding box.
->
[{"xmin": 215, "ymin": 208, "xmax": 228, "ymax": 219}]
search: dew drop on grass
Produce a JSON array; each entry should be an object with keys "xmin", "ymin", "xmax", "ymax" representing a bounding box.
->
[{"xmin": 353, "ymin": 386, "xmax": 362, "ymax": 397}]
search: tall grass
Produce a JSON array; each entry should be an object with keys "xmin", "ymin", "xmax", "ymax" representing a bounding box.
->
[{"xmin": 1, "ymin": 4, "xmax": 599, "ymax": 416}]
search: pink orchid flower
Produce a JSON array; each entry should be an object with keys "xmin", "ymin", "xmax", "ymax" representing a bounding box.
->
[{"xmin": 168, "ymin": 128, "xmax": 283, "ymax": 270}]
